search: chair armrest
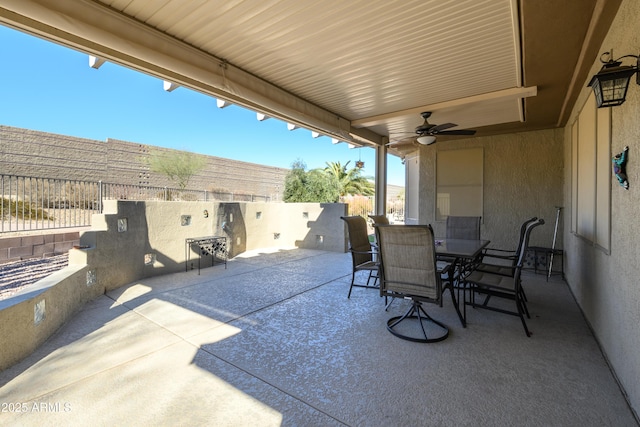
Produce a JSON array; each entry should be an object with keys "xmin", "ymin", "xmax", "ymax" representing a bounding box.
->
[
  {"xmin": 436, "ymin": 261, "xmax": 452, "ymax": 275},
  {"xmin": 483, "ymin": 247, "xmax": 516, "ymax": 256},
  {"xmin": 474, "ymin": 262, "xmax": 516, "ymax": 277},
  {"xmin": 349, "ymin": 249, "xmax": 376, "ymax": 256},
  {"xmin": 481, "ymin": 248, "xmax": 517, "ymax": 263}
]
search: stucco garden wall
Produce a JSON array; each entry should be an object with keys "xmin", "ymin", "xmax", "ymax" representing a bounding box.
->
[
  {"xmin": 562, "ymin": 0, "xmax": 640, "ymax": 416},
  {"xmin": 0, "ymin": 200, "xmax": 348, "ymax": 370}
]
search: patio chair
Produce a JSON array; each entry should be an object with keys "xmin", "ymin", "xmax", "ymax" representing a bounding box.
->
[
  {"xmin": 443, "ymin": 215, "xmax": 482, "ymax": 280},
  {"xmin": 375, "ymin": 224, "xmax": 451, "ymax": 343},
  {"xmin": 464, "ymin": 218, "xmax": 544, "ymax": 337},
  {"xmin": 476, "ymin": 216, "xmax": 538, "ymax": 303},
  {"xmin": 367, "ymin": 214, "xmax": 389, "ymax": 250},
  {"xmin": 367, "ymin": 214, "xmax": 389, "ymax": 226},
  {"xmin": 341, "ymin": 216, "xmax": 379, "ymax": 298},
  {"xmin": 481, "ymin": 217, "xmax": 538, "ymax": 267},
  {"xmin": 446, "ymin": 216, "xmax": 481, "ymax": 240},
  {"xmin": 368, "ymin": 214, "xmax": 393, "ymax": 308}
]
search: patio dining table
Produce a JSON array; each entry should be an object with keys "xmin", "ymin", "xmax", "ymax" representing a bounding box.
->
[{"xmin": 435, "ymin": 238, "xmax": 490, "ymax": 327}]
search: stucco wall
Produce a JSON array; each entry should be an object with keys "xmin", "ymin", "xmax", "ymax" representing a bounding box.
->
[
  {"xmin": 413, "ymin": 128, "xmax": 564, "ymax": 250},
  {"xmin": 562, "ymin": 0, "xmax": 640, "ymax": 416},
  {"xmin": 75, "ymin": 200, "xmax": 348, "ymax": 290}
]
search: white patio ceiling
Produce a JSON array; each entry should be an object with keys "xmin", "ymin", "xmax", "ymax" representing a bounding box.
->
[{"xmin": 0, "ymin": 0, "xmax": 620, "ymax": 153}]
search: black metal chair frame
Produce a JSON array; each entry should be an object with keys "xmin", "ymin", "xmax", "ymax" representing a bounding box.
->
[
  {"xmin": 475, "ymin": 217, "xmax": 538, "ymax": 304},
  {"xmin": 464, "ymin": 218, "xmax": 545, "ymax": 337},
  {"xmin": 480, "ymin": 216, "xmax": 538, "ymax": 267},
  {"xmin": 341, "ymin": 216, "xmax": 380, "ymax": 298},
  {"xmin": 385, "ymin": 293, "xmax": 450, "ymax": 343}
]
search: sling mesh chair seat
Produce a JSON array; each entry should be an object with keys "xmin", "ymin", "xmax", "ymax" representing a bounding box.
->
[
  {"xmin": 367, "ymin": 214, "xmax": 389, "ymax": 226},
  {"xmin": 367, "ymin": 214, "xmax": 389, "ymax": 254},
  {"xmin": 446, "ymin": 216, "xmax": 481, "ymax": 240},
  {"xmin": 443, "ymin": 215, "xmax": 483, "ymax": 279},
  {"xmin": 376, "ymin": 224, "xmax": 451, "ymax": 343},
  {"xmin": 463, "ymin": 218, "xmax": 544, "ymax": 337},
  {"xmin": 341, "ymin": 216, "xmax": 379, "ymax": 298}
]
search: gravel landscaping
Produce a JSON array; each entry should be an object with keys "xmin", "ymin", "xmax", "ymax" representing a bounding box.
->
[{"xmin": 0, "ymin": 254, "xmax": 69, "ymax": 300}]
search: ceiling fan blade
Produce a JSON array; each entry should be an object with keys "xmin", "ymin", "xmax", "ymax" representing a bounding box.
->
[
  {"xmin": 437, "ymin": 129, "xmax": 477, "ymax": 136},
  {"xmin": 428, "ymin": 123, "xmax": 457, "ymax": 133},
  {"xmin": 387, "ymin": 137, "xmax": 416, "ymax": 148},
  {"xmin": 389, "ymin": 132, "xmax": 415, "ymax": 138}
]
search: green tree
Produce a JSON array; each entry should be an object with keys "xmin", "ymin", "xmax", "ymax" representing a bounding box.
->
[
  {"xmin": 283, "ymin": 160, "xmax": 308, "ymax": 202},
  {"xmin": 306, "ymin": 169, "xmax": 340, "ymax": 202},
  {"xmin": 323, "ymin": 161, "xmax": 375, "ymax": 197},
  {"xmin": 143, "ymin": 149, "xmax": 206, "ymax": 190},
  {"xmin": 283, "ymin": 160, "xmax": 339, "ymax": 202}
]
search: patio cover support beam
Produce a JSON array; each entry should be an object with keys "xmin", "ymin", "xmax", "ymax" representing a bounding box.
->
[
  {"xmin": 351, "ymin": 86, "xmax": 538, "ymax": 128},
  {"xmin": 0, "ymin": 0, "xmax": 384, "ymax": 147},
  {"xmin": 375, "ymin": 141, "xmax": 388, "ymax": 216}
]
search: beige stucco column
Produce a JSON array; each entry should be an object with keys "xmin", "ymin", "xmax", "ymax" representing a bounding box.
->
[
  {"xmin": 374, "ymin": 143, "xmax": 388, "ymax": 215},
  {"xmin": 403, "ymin": 150, "xmax": 421, "ymax": 225}
]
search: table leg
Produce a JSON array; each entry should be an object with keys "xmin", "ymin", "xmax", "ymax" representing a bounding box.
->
[{"xmin": 447, "ymin": 258, "xmax": 466, "ymax": 328}]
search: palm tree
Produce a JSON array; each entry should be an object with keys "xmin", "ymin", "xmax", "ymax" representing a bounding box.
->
[{"xmin": 323, "ymin": 161, "xmax": 374, "ymax": 197}]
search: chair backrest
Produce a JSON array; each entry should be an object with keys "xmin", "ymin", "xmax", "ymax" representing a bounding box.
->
[
  {"xmin": 446, "ymin": 216, "xmax": 481, "ymax": 239},
  {"xmin": 368, "ymin": 214, "xmax": 389, "ymax": 225},
  {"xmin": 516, "ymin": 218, "xmax": 545, "ymax": 269},
  {"xmin": 375, "ymin": 224, "xmax": 441, "ymax": 303},
  {"xmin": 341, "ymin": 216, "xmax": 373, "ymax": 265},
  {"xmin": 512, "ymin": 217, "xmax": 538, "ymax": 262}
]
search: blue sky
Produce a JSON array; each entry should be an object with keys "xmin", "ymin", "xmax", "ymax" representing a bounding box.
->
[{"xmin": 0, "ymin": 25, "xmax": 405, "ymax": 186}]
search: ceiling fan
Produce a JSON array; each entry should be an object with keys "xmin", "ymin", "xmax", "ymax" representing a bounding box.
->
[{"xmin": 387, "ymin": 112, "xmax": 476, "ymax": 148}]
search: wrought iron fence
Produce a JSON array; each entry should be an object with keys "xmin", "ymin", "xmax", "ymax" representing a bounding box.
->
[
  {"xmin": 1, "ymin": 174, "xmax": 272, "ymax": 233},
  {"xmin": 1, "ymin": 175, "xmax": 99, "ymax": 232},
  {"xmin": 1, "ymin": 174, "xmax": 401, "ymax": 234}
]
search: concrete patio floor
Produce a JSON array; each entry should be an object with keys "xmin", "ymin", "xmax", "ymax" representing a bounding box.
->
[{"xmin": 0, "ymin": 248, "xmax": 637, "ymax": 426}]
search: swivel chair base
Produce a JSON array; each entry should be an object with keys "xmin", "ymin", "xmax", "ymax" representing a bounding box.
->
[{"xmin": 387, "ymin": 300, "xmax": 449, "ymax": 343}]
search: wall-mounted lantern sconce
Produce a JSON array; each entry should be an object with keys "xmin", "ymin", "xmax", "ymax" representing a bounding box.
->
[{"xmin": 588, "ymin": 51, "xmax": 640, "ymax": 108}]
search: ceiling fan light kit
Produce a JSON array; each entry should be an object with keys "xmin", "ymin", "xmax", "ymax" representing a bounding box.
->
[
  {"xmin": 417, "ymin": 135, "xmax": 437, "ymax": 145},
  {"xmin": 386, "ymin": 111, "xmax": 476, "ymax": 149}
]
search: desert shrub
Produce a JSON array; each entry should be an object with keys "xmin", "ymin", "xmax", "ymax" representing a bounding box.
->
[{"xmin": 1, "ymin": 197, "xmax": 54, "ymax": 220}]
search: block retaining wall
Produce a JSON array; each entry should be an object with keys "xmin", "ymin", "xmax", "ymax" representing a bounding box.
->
[
  {"xmin": 0, "ymin": 125, "xmax": 289, "ymax": 200},
  {"xmin": 0, "ymin": 231, "xmax": 81, "ymax": 264}
]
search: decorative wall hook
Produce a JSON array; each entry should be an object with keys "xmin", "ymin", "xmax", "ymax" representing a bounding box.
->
[{"xmin": 613, "ymin": 146, "xmax": 629, "ymax": 189}]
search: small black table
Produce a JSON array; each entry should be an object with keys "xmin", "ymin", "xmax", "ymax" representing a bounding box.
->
[{"xmin": 185, "ymin": 236, "xmax": 228, "ymax": 274}]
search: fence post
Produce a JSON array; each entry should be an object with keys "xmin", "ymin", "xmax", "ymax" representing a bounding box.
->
[
  {"xmin": 98, "ymin": 180, "xmax": 103, "ymax": 213},
  {"xmin": 204, "ymin": 190, "xmax": 208, "ymax": 202},
  {"xmin": 164, "ymin": 186, "xmax": 168, "ymax": 201}
]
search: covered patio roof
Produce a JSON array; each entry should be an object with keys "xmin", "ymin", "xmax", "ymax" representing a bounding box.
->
[{"xmin": 0, "ymin": 0, "xmax": 622, "ymax": 151}]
